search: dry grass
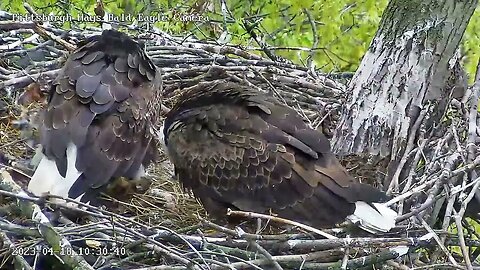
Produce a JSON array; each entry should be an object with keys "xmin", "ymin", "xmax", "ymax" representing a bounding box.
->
[{"xmin": 1, "ymin": 96, "xmax": 206, "ymax": 228}]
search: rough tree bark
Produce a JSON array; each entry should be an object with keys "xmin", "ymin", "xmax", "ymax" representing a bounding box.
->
[{"xmin": 332, "ymin": 0, "xmax": 478, "ymax": 192}]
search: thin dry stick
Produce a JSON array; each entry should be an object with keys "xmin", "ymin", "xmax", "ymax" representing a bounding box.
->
[
  {"xmin": 453, "ymin": 212, "xmax": 472, "ymax": 270},
  {"xmin": 466, "ymin": 60, "xmax": 480, "ymax": 216},
  {"xmin": 385, "ymin": 178, "xmax": 438, "ymax": 207},
  {"xmin": 0, "ymin": 170, "xmax": 94, "ymax": 270},
  {"xmin": 452, "ymin": 170, "xmax": 480, "ymax": 270},
  {"xmin": 226, "ymin": 209, "xmax": 337, "ymax": 239},
  {"xmin": 398, "ymin": 137, "xmax": 427, "ymax": 215},
  {"xmin": 418, "ymin": 217, "xmax": 458, "ymax": 267},
  {"xmin": 340, "ymin": 247, "xmax": 350, "ymax": 269},
  {"xmin": 249, "ymin": 241, "xmax": 283, "ymax": 270},
  {"xmin": 0, "ymin": 33, "xmax": 40, "ymax": 50},
  {"xmin": 0, "ymin": 188, "xmax": 198, "ymax": 268},
  {"xmin": 0, "ymin": 230, "xmax": 33, "ymax": 270},
  {"xmin": 23, "ymin": 3, "xmax": 75, "ymax": 51},
  {"xmin": 0, "ymin": 69, "xmax": 60, "ymax": 90},
  {"xmin": 211, "ymin": 250, "xmax": 339, "ymax": 270},
  {"xmin": 199, "ymin": 216, "xmax": 304, "ymax": 241},
  {"xmin": 303, "ymin": 9, "xmax": 319, "ymax": 69},
  {"xmin": 387, "ymin": 108, "xmax": 427, "ymax": 194}
]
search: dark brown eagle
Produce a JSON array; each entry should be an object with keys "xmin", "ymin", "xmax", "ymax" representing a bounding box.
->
[
  {"xmin": 28, "ymin": 30, "xmax": 162, "ymax": 204},
  {"xmin": 162, "ymin": 81, "xmax": 397, "ymax": 233}
]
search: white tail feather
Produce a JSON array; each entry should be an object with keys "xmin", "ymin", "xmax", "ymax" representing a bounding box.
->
[
  {"xmin": 28, "ymin": 143, "xmax": 146, "ymax": 205},
  {"xmin": 347, "ymin": 201, "xmax": 397, "ymax": 234},
  {"xmin": 28, "ymin": 143, "xmax": 83, "ymax": 201}
]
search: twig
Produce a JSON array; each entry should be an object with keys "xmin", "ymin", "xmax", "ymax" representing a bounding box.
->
[
  {"xmin": 226, "ymin": 209, "xmax": 337, "ymax": 239},
  {"xmin": 398, "ymin": 136, "xmax": 427, "ymax": 215},
  {"xmin": 210, "ymin": 250, "xmax": 341, "ymax": 270},
  {"xmin": 0, "ymin": 169, "xmax": 94, "ymax": 270},
  {"xmin": 303, "ymin": 9, "xmax": 319, "ymax": 69},
  {"xmin": 0, "ymin": 229, "xmax": 33, "ymax": 270},
  {"xmin": 325, "ymin": 248, "xmax": 409, "ymax": 269},
  {"xmin": 0, "ymin": 33, "xmax": 40, "ymax": 51},
  {"xmin": 418, "ymin": 217, "xmax": 458, "ymax": 267},
  {"xmin": 23, "ymin": 3, "xmax": 75, "ymax": 51},
  {"xmin": 453, "ymin": 212, "xmax": 472, "ymax": 270},
  {"xmin": 0, "ymin": 69, "xmax": 60, "ymax": 90},
  {"xmin": 0, "ymin": 186, "xmax": 198, "ymax": 268},
  {"xmin": 452, "ymin": 167, "xmax": 480, "ymax": 270},
  {"xmin": 242, "ymin": 19, "xmax": 282, "ymax": 63},
  {"xmin": 249, "ymin": 241, "xmax": 283, "ymax": 270},
  {"xmin": 199, "ymin": 217, "xmax": 304, "ymax": 241},
  {"xmin": 467, "ymin": 60, "xmax": 480, "ymax": 217},
  {"xmin": 0, "ymin": 220, "xmax": 41, "ymax": 238},
  {"xmin": 387, "ymin": 108, "xmax": 427, "ymax": 194},
  {"xmin": 340, "ymin": 247, "xmax": 349, "ymax": 269}
]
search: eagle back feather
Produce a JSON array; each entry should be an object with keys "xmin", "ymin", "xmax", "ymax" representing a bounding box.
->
[
  {"xmin": 164, "ymin": 81, "xmax": 392, "ymax": 229},
  {"xmin": 29, "ymin": 30, "xmax": 162, "ymax": 203}
]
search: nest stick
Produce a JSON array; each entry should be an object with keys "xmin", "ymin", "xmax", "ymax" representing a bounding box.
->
[
  {"xmin": 0, "ymin": 169, "xmax": 94, "ymax": 270},
  {"xmin": 0, "ymin": 229, "xmax": 33, "ymax": 270},
  {"xmin": 227, "ymin": 209, "xmax": 337, "ymax": 239},
  {"xmin": 418, "ymin": 217, "xmax": 458, "ymax": 267}
]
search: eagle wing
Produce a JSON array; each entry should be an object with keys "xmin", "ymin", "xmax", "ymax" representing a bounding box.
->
[
  {"xmin": 30, "ymin": 30, "xmax": 161, "ymax": 203},
  {"xmin": 164, "ymin": 82, "xmax": 389, "ymax": 228}
]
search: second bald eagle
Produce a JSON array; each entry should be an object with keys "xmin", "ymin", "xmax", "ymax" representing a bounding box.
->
[
  {"xmin": 28, "ymin": 30, "xmax": 162, "ymax": 204},
  {"xmin": 162, "ymin": 81, "xmax": 397, "ymax": 233}
]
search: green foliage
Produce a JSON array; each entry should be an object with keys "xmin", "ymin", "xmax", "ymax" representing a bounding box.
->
[
  {"xmin": 464, "ymin": 6, "xmax": 480, "ymax": 84},
  {"xmin": 1, "ymin": 0, "xmax": 479, "ymax": 79},
  {"xmin": 448, "ymin": 219, "xmax": 480, "ymax": 263}
]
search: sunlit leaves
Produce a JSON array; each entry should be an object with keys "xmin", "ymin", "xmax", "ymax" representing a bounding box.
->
[
  {"xmin": 464, "ymin": 6, "xmax": 480, "ymax": 84},
  {"xmin": 239, "ymin": 0, "xmax": 389, "ymax": 71},
  {"xmin": 3, "ymin": 0, "xmax": 479, "ymax": 79}
]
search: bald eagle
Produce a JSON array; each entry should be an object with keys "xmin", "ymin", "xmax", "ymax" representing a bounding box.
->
[
  {"xmin": 28, "ymin": 30, "xmax": 162, "ymax": 204},
  {"xmin": 162, "ymin": 81, "xmax": 397, "ymax": 233}
]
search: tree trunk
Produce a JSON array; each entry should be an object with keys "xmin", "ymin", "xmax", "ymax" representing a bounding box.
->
[{"xmin": 332, "ymin": 0, "xmax": 478, "ymax": 192}]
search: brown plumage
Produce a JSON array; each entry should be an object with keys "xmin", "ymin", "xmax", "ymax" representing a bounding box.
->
[
  {"xmin": 163, "ymin": 81, "xmax": 396, "ymax": 232},
  {"xmin": 28, "ymin": 30, "xmax": 162, "ymax": 204}
]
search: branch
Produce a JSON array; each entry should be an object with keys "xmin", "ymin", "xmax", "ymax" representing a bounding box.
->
[
  {"xmin": 0, "ymin": 169, "xmax": 94, "ymax": 270},
  {"xmin": 303, "ymin": 9, "xmax": 319, "ymax": 69},
  {"xmin": 0, "ymin": 229, "xmax": 33, "ymax": 270},
  {"xmin": 227, "ymin": 209, "xmax": 337, "ymax": 239}
]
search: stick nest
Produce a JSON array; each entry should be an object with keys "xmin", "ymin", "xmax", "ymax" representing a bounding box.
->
[{"xmin": 0, "ymin": 18, "xmax": 479, "ymax": 270}]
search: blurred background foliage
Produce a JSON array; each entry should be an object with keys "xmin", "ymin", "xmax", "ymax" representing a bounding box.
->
[{"xmin": 2, "ymin": 0, "xmax": 479, "ymax": 82}]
